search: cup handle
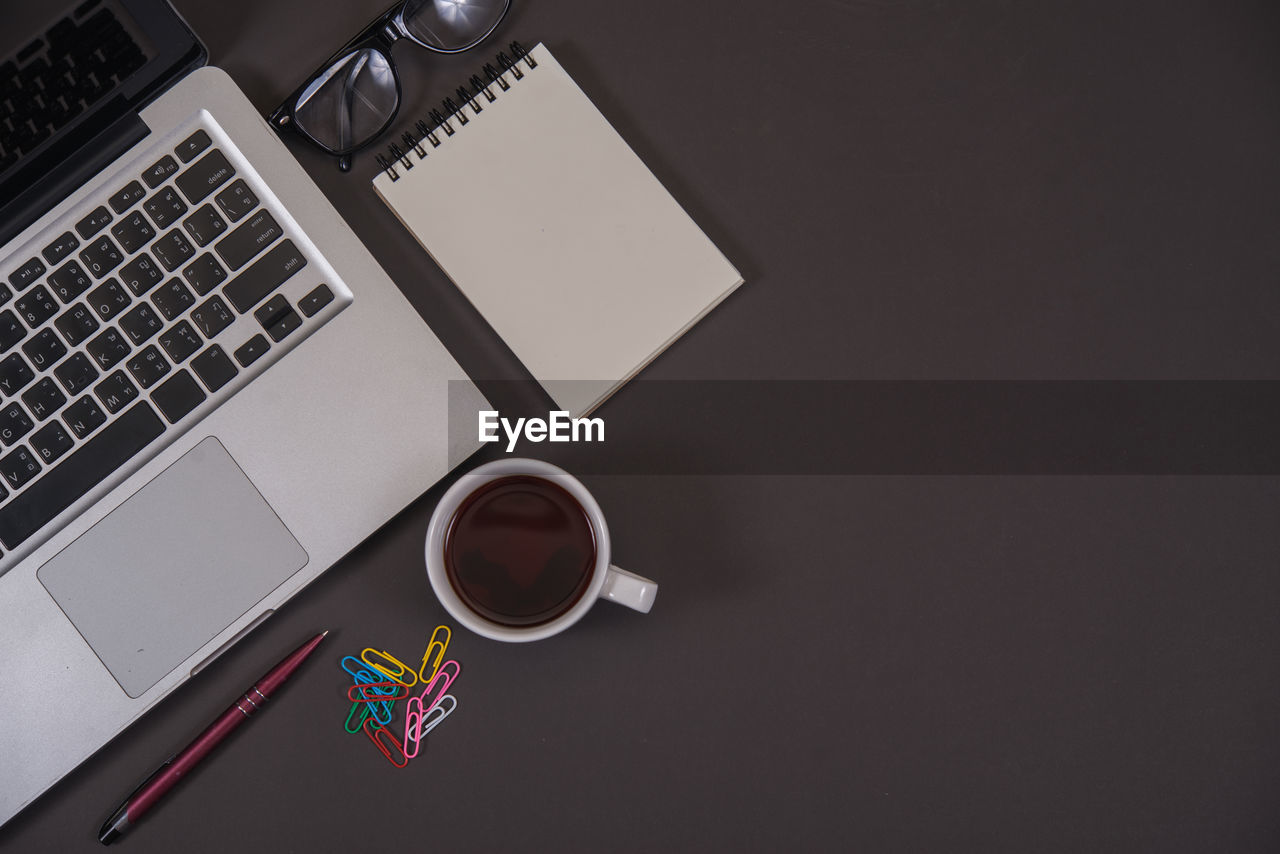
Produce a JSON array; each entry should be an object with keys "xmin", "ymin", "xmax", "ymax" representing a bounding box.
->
[{"xmin": 599, "ymin": 565, "xmax": 658, "ymax": 613}]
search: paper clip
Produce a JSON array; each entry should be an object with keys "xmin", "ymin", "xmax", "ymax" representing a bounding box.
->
[
  {"xmin": 417, "ymin": 660, "xmax": 461, "ymax": 716},
  {"xmin": 417, "ymin": 625, "xmax": 451, "ymax": 683},
  {"xmin": 403, "ymin": 694, "xmax": 458, "ymax": 758},
  {"xmin": 344, "ymin": 700, "xmax": 372, "ymax": 734},
  {"xmin": 360, "ymin": 648, "xmax": 418, "ymax": 687},
  {"xmin": 362, "ymin": 719, "xmax": 410, "ymax": 768},
  {"xmin": 347, "ymin": 681, "xmax": 410, "ymax": 703},
  {"xmin": 342, "ymin": 658, "xmax": 397, "ymax": 722}
]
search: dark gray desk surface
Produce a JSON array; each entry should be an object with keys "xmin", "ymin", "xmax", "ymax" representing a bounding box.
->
[{"xmin": 7, "ymin": 1, "xmax": 1280, "ymax": 851}]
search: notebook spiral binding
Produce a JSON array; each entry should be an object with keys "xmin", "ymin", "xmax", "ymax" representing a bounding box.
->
[{"xmin": 375, "ymin": 41, "xmax": 538, "ymax": 182}]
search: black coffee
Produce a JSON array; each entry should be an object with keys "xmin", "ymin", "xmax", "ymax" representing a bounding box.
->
[{"xmin": 443, "ymin": 475, "xmax": 597, "ymax": 627}]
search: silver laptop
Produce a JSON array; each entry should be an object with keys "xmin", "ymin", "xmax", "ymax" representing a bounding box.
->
[{"xmin": 0, "ymin": 0, "xmax": 485, "ymax": 825}]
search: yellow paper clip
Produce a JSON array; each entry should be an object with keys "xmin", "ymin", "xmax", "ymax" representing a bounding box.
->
[
  {"xmin": 363, "ymin": 719, "xmax": 410, "ymax": 768},
  {"xmin": 360, "ymin": 648, "xmax": 418, "ymax": 688},
  {"xmin": 417, "ymin": 625, "xmax": 451, "ymax": 683}
]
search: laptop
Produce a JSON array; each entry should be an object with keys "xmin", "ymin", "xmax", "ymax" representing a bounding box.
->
[{"xmin": 0, "ymin": 0, "xmax": 486, "ymax": 826}]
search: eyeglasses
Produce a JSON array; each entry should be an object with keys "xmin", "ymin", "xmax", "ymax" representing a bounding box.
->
[{"xmin": 269, "ymin": 0, "xmax": 511, "ymax": 171}]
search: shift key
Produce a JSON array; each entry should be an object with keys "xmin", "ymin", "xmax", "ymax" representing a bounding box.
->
[
  {"xmin": 215, "ymin": 209, "xmax": 281, "ymax": 270},
  {"xmin": 223, "ymin": 240, "xmax": 307, "ymax": 313}
]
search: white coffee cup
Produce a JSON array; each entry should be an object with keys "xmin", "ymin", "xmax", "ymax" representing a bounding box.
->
[{"xmin": 424, "ymin": 458, "xmax": 657, "ymax": 642}]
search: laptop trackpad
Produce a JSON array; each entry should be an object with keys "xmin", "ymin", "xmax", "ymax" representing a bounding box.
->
[{"xmin": 38, "ymin": 437, "xmax": 308, "ymax": 698}]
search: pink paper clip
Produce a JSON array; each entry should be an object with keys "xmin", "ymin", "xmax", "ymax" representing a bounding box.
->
[
  {"xmin": 403, "ymin": 694, "xmax": 458, "ymax": 758},
  {"xmin": 418, "ymin": 660, "xmax": 460, "ymax": 715},
  {"xmin": 417, "ymin": 625, "xmax": 451, "ymax": 683},
  {"xmin": 362, "ymin": 718, "xmax": 410, "ymax": 768},
  {"xmin": 347, "ymin": 681, "xmax": 410, "ymax": 702},
  {"xmin": 360, "ymin": 648, "xmax": 418, "ymax": 688}
]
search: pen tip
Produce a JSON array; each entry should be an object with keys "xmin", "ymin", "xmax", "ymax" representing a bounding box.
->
[{"xmin": 321, "ymin": 630, "xmax": 330, "ymax": 637}]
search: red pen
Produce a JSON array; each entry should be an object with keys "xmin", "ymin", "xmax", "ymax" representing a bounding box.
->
[{"xmin": 98, "ymin": 631, "xmax": 328, "ymax": 844}]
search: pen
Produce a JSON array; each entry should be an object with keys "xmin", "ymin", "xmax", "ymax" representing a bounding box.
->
[{"xmin": 98, "ymin": 630, "xmax": 328, "ymax": 845}]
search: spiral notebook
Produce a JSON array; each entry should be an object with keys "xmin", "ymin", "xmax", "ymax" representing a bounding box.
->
[{"xmin": 372, "ymin": 42, "xmax": 742, "ymax": 417}]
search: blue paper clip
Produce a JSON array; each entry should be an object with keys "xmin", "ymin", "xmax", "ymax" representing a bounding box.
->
[
  {"xmin": 361, "ymin": 648, "xmax": 418, "ymax": 688},
  {"xmin": 342, "ymin": 656, "xmax": 397, "ymax": 723},
  {"xmin": 417, "ymin": 625, "xmax": 451, "ymax": 683},
  {"xmin": 362, "ymin": 718, "xmax": 410, "ymax": 768}
]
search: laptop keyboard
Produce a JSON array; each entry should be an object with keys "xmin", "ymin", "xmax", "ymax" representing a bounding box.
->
[
  {"xmin": 0, "ymin": 3, "xmax": 147, "ymax": 172},
  {"xmin": 0, "ymin": 127, "xmax": 345, "ymax": 560}
]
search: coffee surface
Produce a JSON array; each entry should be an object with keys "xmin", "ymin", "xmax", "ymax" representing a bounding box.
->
[{"xmin": 444, "ymin": 475, "xmax": 597, "ymax": 626}]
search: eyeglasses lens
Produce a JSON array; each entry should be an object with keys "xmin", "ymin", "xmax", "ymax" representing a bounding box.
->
[
  {"xmin": 401, "ymin": 0, "xmax": 509, "ymax": 51},
  {"xmin": 293, "ymin": 48, "xmax": 399, "ymax": 153}
]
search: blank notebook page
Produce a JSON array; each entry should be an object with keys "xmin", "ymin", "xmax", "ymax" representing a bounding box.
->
[{"xmin": 373, "ymin": 43, "xmax": 743, "ymax": 417}]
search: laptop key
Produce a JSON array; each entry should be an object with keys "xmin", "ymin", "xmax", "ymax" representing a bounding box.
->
[
  {"xmin": 53, "ymin": 352, "xmax": 98, "ymax": 396},
  {"xmin": 0, "ymin": 353, "xmax": 35, "ymax": 396},
  {"xmin": 215, "ymin": 209, "xmax": 280, "ymax": 270},
  {"xmin": 125, "ymin": 345, "xmax": 169, "ymax": 389},
  {"xmin": 110, "ymin": 210, "xmax": 155, "ymax": 253},
  {"xmin": 15, "ymin": 285, "xmax": 58, "ymax": 329},
  {"xmin": 118, "ymin": 303, "xmax": 162, "ymax": 344},
  {"xmin": 108, "ymin": 180, "xmax": 146, "ymax": 213},
  {"xmin": 62, "ymin": 395, "xmax": 107, "ymax": 439},
  {"xmin": 189, "ymin": 295, "xmax": 234, "ymax": 339},
  {"xmin": 158, "ymin": 320, "xmax": 201, "ymax": 363},
  {"xmin": 30, "ymin": 421, "xmax": 74, "ymax": 464},
  {"xmin": 215, "ymin": 179, "xmax": 257, "ymax": 222},
  {"xmin": 118, "ymin": 253, "xmax": 162, "ymax": 295},
  {"xmin": 87, "ymin": 279, "xmax": 131, "ymax": 321},
  {"xmin": 298, "ymin": 284, "xmax": 334, "ymax": 317},
  {"xmin": 142, "ymin": 154, "xmax": 178, "ymax": 188},
  {"xmin": 175, "ymin": 149, "xmax": 235, "ymax": 204},
  {"xmin": 175, "ymin": 129, "xmax": 211, "ymax": 163},
  {"xmin": 0, "ymin": 283, "xmax": 10, "ymax": 308},
  {"xmin": 0, "ymin": 311, "xmax": 27, "ymax": 352},
  {"xmin": 0, "ymin": 446, "xmax": 41, "ymax": 493},
  {"xmin": 54, "ymin": 303, "xmax": 100, "ymax": 346},
  {"xmin": 7, "ymin": 257, "xmax": 45, "ymax": 291},
  {"xmin": 78, "ymin": 236, "xmax": 123, "ymax": 280},
  {"xmin": 0, "ymin": 401, "xmax": 165, "ymax": 549},
  {"xmin": 22, "ymin": 328, "xmax": 67, "ymax": 372},
  {"xmin": 190, "ymin": 344, "xmax": 237, "ymax": 392},
  {"xmin": 48, "ymin": 259, "xmax": 93, "ymax": 303},
  {"xmin": 0, "ymin": 403, "xmax": 34, "ymax": 446},
  {"xmin": 183, "ymin": 204, "xmax": 227, "ymax": 246},
  {"xmin": 143, "ymin": 187, "xmax": 188, "ymax": 230},
  {"xmin": 22, "ymin": 378, "xmax": 67, "ymax": 421},
  {"xmin": 254, "ymin": 295, "xmax": 302, "ymax": 342},
  {"xmin": 152, "ymin": 230, "xmax": 195, "ymax": 271},
  {"xmin": 233, "ymin": 334, "xmax": 269, "ymax": 367},
  {"xmin": 151, "ymin": 370, "xmax": 206, "ymax": 424},
  {"xmin": 181, "ymin": 253, "xmax": 227, "ymax": 296},
  {"xmin": 86, "ymin": 327, "xmax": 131, "ymax": 370},
  {"xmin": 94, "ymin": 370, "xmax": 138, "ymax": 413},
  {"xmin": 223, "ymin": 240, "xmax": 306, "ymax": 313},
  {"xmin": 74, "ymin": 205, "xmax": 112, "ymax": 240},
  {"xmin": 42, "ymin": 231, "xmax": 79, "ymax": 265},
  {"xmin": 150, "ymin": 278, "xmax": 194, "ymax": 320}
]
